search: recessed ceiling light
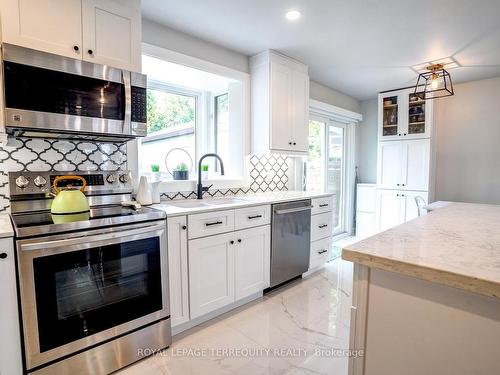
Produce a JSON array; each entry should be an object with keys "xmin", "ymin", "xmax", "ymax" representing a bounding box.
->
[{"xmin": 285, "ymin": 9, "xmax": 301, "ymax": 21}]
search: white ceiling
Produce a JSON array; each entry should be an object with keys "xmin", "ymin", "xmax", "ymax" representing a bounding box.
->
[{"xmin": 141, "ymin": 0, "xmax": 500, "ymax": 100}]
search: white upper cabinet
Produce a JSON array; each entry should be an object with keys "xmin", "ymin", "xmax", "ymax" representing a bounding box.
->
[
  {"xmin": 0, "ymin": 0, "xmax": 82, "ymax": 59},
  {"xmin": 0, "ymin": 0, "xmax": 141, "ymax": 72},
  {"xmin": 377, "ymin": 139, "xmax": 430, "ymax": 191},
  {"xmin": 251, "ymin": 50, "xmax": 309, "ymax": 155},
  {"xmin": 81, "ymin": 0, "xmax": 141, "ymax": 71},
  {"xmin": 378, "ymin": 88, "xmax": 432, "ymax": 141}
]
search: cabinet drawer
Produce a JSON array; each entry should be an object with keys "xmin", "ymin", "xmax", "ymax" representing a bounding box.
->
[
  {"xmin": 311, "ymin": 196, "xmax": 333, "ymax": 215},
  {"xmin": 234, "ymin": 205, "xmax": 271, "ymax": 230},
  {"xmin": 311, "ymin": 212, "xmax": 333, "ymax": 241},
  {"xmin": 309, "ymin": 237, "xmax": 332, "ymax": 270},
  {"xmin": 188, "ymin": 210, "xmax": 235, "ymax": 239}
]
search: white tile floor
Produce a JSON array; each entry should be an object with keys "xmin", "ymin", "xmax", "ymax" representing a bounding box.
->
[{"xmin": 118, "ymin": 258, "xmax": 354, "ymax": 375}]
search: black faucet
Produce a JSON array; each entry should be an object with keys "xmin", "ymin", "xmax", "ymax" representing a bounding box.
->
[{"xmin": 196, "ymin": 153, "xmax": 225, "ymax": 199}]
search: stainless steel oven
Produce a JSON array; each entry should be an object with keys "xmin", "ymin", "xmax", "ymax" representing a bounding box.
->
[
  {"xmin": 1, "ymin": 43, "xmax": 147, "ymax": 142},
  {"xmin": 16, "ymin": 220, "xmax": 170, "ymax": 374}
]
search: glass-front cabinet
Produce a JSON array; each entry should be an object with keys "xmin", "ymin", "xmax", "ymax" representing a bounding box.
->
[{"xmin": 378, "ymin": 88, "xmax": 432, "ymax": 140}]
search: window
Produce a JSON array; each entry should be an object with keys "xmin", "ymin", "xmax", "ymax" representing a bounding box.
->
[
  {"xmin": 141, "ymin": 87, "xmax": 198, "ymax": 173},
  {"xmin": 139, "ymin": 53, "xmax": 247, "ymax": 181}
]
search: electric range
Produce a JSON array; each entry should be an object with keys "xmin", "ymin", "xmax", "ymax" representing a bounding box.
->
[{"xmin": 8, "ymin": 170, "xmax": 171, "ymax": 375}]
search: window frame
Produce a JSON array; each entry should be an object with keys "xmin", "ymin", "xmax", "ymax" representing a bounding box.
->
[{"xmin": 132, "ymin": 43, "xmax": 250, "ymax": 193}]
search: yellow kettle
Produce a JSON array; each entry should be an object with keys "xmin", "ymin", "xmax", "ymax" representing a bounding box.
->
[{"xmin": 50, "ymin": 175, "xmax": 90, "ymax": 224}]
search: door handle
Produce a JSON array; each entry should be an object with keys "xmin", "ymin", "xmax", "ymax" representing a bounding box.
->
[
  {"xmin": 319, "ymin": 224, "xmax": 328, "ymax": 229},
  {"xmin": 317, "ymin": 249, "xmax": 328, "ymax": 254},
  {"xmin": 319, "ymin": 204, "xmax": 329, "ymax": 208}
]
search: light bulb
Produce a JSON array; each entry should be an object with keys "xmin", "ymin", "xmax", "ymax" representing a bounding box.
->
[{"xmin": 430, "ymin": 73, "xmax": 439, "ymax": 90}]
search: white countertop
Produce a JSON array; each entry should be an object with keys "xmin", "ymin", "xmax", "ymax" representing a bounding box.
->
[
  {"xmin": 342, "ymin": 202, "xmax": 500, "ymax": 300},
  {"xmin": 0, "ymin": 214, "xmax": 14, "ymax": 238},
  {"xmin": 152, "ymin": 191, "xmax": 333, "ymax": 217}
]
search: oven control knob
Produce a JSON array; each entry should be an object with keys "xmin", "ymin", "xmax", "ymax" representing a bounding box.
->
[
  {"xmin": 119, "ymin": 174, "xmax": 130, "ymax": 183},
  {"xmin": 15, "ymin": 176, "xmax": 30, "ymax": 189},
  {"xmin": 33, "ymin": 175, "xmax": 47, "ymax": 188},
  {"xmin": 106, "ymin": 174, "xmax": 117, "ymax": 184}
]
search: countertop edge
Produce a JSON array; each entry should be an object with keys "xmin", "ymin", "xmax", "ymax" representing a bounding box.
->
[
  {"xmin": 341, "ymin": 248, "xmax": 500, "ymax": 300},
  {"xmin": 0, "ymin": 214, "xmax": 14, "ymax": 238},
  {"xmin": 158, "ymin": 192, "xmax": 334, "ymax": 217}
]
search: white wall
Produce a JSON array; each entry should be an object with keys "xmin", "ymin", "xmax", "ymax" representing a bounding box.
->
[
  {"xmin": 355, "ymin": 98, "xmax": 378, "ymax": 183},
  {"xmin": 434, "ymin": 76, "xmax": 500, "ymax": 204},
  {"xmin": 310, "ymin": 81, "xmax": 361, "ymax": 113},
  {"xmin": 142, "ymin": 19, "xmax": 249, "ymax": 73},
  {"xmin": 143, "ymin": 19, "xmax": 360, "ymax": 112}
]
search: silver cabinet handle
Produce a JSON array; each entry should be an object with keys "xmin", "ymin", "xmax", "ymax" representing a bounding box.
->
[{"xmin": 274, "ymin": 206, "xmax": 313, "ymax": 215}]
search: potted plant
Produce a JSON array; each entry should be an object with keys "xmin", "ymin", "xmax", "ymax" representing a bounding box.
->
[
  {"xmin": 201, "ymin": 164, "xmax": 209, "ymax": 180},
  {"xmin": 173, "ymin": 162, "xmax": 189, "ymax": 180},
  {"xmin": 151, "ymin": 164, "xmax": 161, "ymax": 182}
]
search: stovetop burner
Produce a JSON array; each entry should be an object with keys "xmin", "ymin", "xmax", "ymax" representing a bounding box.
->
[{"xmin": 11, "ymin": 205, "xmax": 166, "ymax": 238}]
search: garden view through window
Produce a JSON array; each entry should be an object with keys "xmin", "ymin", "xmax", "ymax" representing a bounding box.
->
[{"xmin": 140, "ymin": 54, "xmax": 246, "ymax": 179}]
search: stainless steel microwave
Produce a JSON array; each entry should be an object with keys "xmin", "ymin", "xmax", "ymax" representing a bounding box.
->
[{"xmin": 1, "ymin": 43, "xmax": 147, "ymax": 142}]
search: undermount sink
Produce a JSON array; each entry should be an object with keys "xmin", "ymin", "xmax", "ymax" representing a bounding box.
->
[
  {"xmin": 167, "ymin": 200, "xmax": 212, "ymax": 208},
  {"xmin": 205, "ymin": 197, "xmax": 247, "ymax": 205}
]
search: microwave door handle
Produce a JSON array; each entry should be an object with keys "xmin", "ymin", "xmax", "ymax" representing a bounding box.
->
[{"xmin": 123, "ymin": 70, "xmax": 132, "ymax": 135}]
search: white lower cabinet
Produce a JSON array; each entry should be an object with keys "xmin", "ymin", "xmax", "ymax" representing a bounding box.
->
[
  {"xmin": 376, "ymin": 190, "xmax": 428, "ymax": 231},
  {"xmin": 0, "ymin": 237, "xmax": 23, "ymax": 375},
  {"xmin": 188, "ymin": 225, "xmax": 271, "ymax": 319},
  {"xmin": 167, "ymin": 216, "xmax": 189, "ymax": 327},
  {"xmin": 234, "ymin": 226, "xmax": 270, "ymax": 300},
  {"xmin": 188, "ymin": 232, "xmax": 235, "ymax": 319}
]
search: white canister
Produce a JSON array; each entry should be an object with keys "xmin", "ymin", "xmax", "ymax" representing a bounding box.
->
[
  {"xmin": 150, "ymin": 181, "xmax": 161, "ymax": 204},
  {"xmin": 136, "ymin": 176, "xmax": 153, "ymax": 205}
]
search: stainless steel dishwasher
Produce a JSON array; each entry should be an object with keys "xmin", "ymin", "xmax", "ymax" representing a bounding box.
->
[{"xmin": 270, "ymin": 199, "xmax": 312, "ymax": 288}]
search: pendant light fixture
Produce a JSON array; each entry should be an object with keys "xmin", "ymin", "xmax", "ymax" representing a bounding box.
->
[{"xmin": 414, "ymin": 63, "xmax": 454, "ymax": 100}]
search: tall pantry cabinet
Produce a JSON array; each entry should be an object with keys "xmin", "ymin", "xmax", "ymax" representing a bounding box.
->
[{"xmin": 376, "ymin": 88, "xmax": 433, "ymax": 231}]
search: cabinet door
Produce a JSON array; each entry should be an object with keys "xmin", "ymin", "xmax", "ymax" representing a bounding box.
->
[
  {"xmin": 188, "ymin": 232, "xmax": 235, "ymax": 319},
  {"xmin": 377, "ymin": 142, "xmax": 404, "ymax": 189},
  {"xmin": 376, "ymin": 190, "xmax": 404, "ymax": 231},
  {"xmin": 269, "ymin": 60, "xmax": 293, "ymax": 151},
  {"xmin": 0, "ymin": 238, "xmax": 23, "ymax": 375},
  {"xmin": 1, "ymin": 0, "xmax": 82, "ymax": 59},
  {"xmin": 402, "ymin": 139, "xmax": 430, "ymax": 191},
  {"xmin": 378, "ymin": 92, "xmax": 404, "ymax": 140},
  {"xmin": 234, "ymin": 226, "xmax": 270, "ymax": 300},
  {"xmin": 406, "ymin": 89, "xmax": 432, "ymax": 139},
  {"xmin": 82, "ymin": 0, "xmax": 141, "ymax": 71},
  {"xmin": 167, "ymin": 216, "xmax": 189, "ymax": 327},
  {"xmin": 403, "ymin": 191, "xmax": 428, "ymax": 222},
  {"xmin": 291, "ymin": 70, "xmax": 309, "ymax": 152}
]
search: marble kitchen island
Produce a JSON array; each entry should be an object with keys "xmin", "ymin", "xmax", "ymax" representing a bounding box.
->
[{"xmin": 342, "ymin": 202, "xmax": 500, "ymax": 375}]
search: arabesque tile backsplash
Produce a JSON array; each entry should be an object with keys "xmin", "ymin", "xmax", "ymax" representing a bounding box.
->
[{"xmin": 0, "ymin": 137, "xmax": 290, "ymax": 212}]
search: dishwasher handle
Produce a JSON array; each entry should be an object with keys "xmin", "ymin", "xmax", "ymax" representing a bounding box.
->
[{"xmin": 274, "ymin": 206, "xmax": 313, "ymax": 215}]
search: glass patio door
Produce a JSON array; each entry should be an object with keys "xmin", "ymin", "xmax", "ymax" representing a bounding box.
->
[{"xmin": 306, "ymin": 115, "xmax": 346, "ymax": 235}]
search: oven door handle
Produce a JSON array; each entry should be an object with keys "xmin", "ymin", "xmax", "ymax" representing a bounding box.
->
[
  {"xmin": 123, "ymin": 70, "xmax": 132, "ymax": 135},
  {"xmin": 20, "ymin": 222, "xmax": 165, "ymax": 252}
]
